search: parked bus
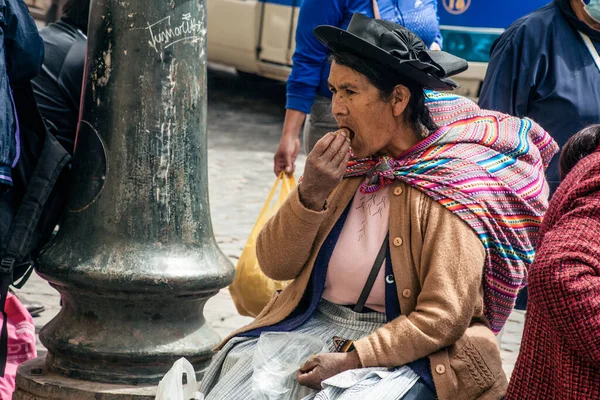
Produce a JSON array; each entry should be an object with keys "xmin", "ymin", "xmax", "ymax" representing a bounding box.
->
[{"xmin": 207, "ymin": 0, "xmax": 550, "ymax": 97}]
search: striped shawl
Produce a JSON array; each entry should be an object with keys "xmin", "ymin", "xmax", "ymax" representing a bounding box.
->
[{"xmin": 345, "ymin": 91, "xmax": 559, "ymax": 333}]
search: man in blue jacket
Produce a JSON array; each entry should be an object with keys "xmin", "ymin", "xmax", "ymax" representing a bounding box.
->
[
  {"xmin": 480, "ymin": 0, "xmax": 600, "ymax": 194},
  {"xmin": 273, "ymin": 0, "xmax": 442, "ymax": 177}
]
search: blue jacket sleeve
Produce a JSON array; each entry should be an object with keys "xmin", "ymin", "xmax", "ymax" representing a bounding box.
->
[
  {"xmin": 0, "ymin": 0, "xmax": 44, "ymax": 185},
  {"xmin": 286, "ymin": 0, "xmax": 344, "ymax": 113},
  {"xmin": 478, "ymin": 28, "xmax": 534, "ymax": 117},
  {"xmin": 3, "ymin": 0, "xmax": 44, "ymax": 85}
]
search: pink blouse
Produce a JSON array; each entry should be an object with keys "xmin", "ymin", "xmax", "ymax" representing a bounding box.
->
[{"xmin": 322, "ymin": 183, "xmax": 390, "ymax": 313}]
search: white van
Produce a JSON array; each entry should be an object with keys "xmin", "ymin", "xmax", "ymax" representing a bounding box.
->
[{"xmin": 207, "ymin": 0, "xmax": 550, "ymax": 97}]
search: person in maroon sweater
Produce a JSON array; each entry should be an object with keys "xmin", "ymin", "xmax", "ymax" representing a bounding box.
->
[{"xmin": 506, "ymin": 124, "xmax": 600, "ymax": 399}]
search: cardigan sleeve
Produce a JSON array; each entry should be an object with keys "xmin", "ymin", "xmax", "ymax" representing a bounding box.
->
[
  {"xmin": 256, "ymin": 187, "xmax": 328, "ymax": 281},
  {"xmin": 354, "ymin": 198, "xmax": 486, "ymax": 367},
  {"xmin": 529, "ymin": 191, "xmax": 600, "ymax": 366}
]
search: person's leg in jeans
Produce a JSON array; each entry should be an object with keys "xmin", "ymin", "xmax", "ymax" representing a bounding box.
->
[{"xmin": 303, "ymin": 95, "xmax": 338, "ymax": 154}]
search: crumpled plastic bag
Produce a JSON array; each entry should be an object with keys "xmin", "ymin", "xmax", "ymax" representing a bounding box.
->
[
  {"xmin": 252, "ymin": 332, "xmax": 329, "ymax": 400},
  {"xmin": 155, "ymin": 357, "xmax": 204, "ymax": 400}
]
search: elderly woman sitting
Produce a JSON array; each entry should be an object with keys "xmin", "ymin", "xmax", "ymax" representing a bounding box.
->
[{"xmin": 200, "ymin": 14, "xmax": 558, "ymax": 400}]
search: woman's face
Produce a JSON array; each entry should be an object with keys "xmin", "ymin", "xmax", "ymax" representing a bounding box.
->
[{"xmin": 328, "ymin": 61, "xmax": 410, "ymax": 158}]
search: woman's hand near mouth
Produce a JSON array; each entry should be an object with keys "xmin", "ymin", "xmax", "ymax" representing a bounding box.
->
[
  {"xmin": 298, "ymin": 129, "xmax": 351, "ymax": 211},
  {"xmin": 340, "ymin": 126, "xmax": 355, "ymax": 142}
]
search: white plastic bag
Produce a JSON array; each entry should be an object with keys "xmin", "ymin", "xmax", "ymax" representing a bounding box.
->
[
  {"xmin": 252, "ymin": 332, "xmax": 329, "ymax": 400},
  {"xmin": 155, "ymin": 357, "xmax": 204, "ymax": 400}
]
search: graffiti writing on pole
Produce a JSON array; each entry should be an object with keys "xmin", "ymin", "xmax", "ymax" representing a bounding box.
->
[{"xmin": 146, "ymin": 13, "xmax": 204, "ymax": 53}]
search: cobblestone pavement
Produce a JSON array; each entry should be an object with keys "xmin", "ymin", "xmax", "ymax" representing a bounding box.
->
[{"xmin": 14, "ymin": 68, "xmax": 524, "ymax": 379}]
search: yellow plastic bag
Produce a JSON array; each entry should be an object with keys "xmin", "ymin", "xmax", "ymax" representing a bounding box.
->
[{"xmin": 229, "ymin": 172, "xmax": 297, "ymax": 317}]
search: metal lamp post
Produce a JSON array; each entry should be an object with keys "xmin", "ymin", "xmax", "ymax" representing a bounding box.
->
[{"xmin": 14, "ymin": 0, "xmax": 233, "ymax": 397}]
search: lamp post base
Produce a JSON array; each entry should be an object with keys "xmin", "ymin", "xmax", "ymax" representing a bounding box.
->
[{"xmin": 13, "ymin": 358, "xmax": 159, "ymax": 400}]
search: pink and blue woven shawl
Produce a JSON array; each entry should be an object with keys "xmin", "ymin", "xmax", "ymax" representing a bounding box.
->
[{"xmin": 345, "ymin": 91, "xmax": 559, "ymax": 333}]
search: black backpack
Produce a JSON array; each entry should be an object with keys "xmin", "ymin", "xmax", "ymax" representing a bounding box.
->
[{"xmin": 0, "ymin": 81, "xmax": 71, "ymax": 376}]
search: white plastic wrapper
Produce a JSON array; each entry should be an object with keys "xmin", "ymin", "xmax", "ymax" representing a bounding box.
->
[{"xmin": 252, "ymin": 332, "xmax": 329, "ymax": 400}]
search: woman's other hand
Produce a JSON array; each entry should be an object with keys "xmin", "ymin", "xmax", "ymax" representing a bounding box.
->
[
  {"xmin": 296, "ymin": 351, "xmax": 362, "ymax": 390},
  {"xmin": 298, "ymin": 130, "xmax": 351, "ymax": 211}
]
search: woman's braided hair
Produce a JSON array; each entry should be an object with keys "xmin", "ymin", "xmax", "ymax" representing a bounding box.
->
[{"xmin": 329, "ymin": 51, "xmax": 438, "ymax": 137}]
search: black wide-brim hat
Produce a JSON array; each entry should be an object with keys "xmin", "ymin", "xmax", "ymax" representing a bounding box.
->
[{"xmin": 314, "ymin": 13, "xmax": 468, "ymax": 90}]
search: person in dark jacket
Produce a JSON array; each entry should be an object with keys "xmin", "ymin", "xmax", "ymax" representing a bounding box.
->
[
  {"xmin": 479, "ymin": 0, "xmax": 600, "ymax": 310},
  {"xmin": 506, "ymin": 125, "xmax": 600, "ymax": 399},
  {"xmin": 31, "ymin": 0, "xmax": 89, "ymax": 155},
  {"xmin": 0, "ymin": 0, "xmax": 45, "ymax": 317},
  {"xmin": 479, "ymin": 0, "xmax": 600, "ymax": 194},
  {"xmin": 20, "ymin": 0, "xmax": 89, "ymax": 318},
  {"xmin": 0, "ymin": 0, "xmax": 45, "ymax": 190}
]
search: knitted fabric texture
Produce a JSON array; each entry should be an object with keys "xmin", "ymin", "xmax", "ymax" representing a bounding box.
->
[
  {"xmin": 505, "ymin": 149, "xmax": 600, "ymax": 399},
  {"xmin": 344, "ymin": 91, "xmax": 559, "ymax": 333}
]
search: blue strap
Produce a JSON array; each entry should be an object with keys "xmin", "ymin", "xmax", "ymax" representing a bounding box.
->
[{"xmin": 8, "ymin": 83, "xmax": 20, "ymax": 169}]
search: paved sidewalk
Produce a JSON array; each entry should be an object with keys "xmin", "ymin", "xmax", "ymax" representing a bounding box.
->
[{"xmin": 14, "ymin": 70, "xmax": 524, "ymax": 380}]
